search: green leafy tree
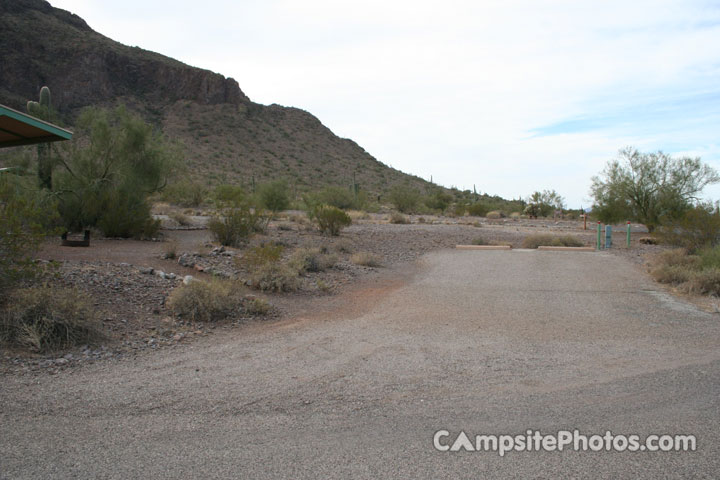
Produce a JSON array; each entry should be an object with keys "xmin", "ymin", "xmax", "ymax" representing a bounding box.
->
[
  {"xmin": 591, "ymin": 147, "xmax": 720, "ymax": 232},
  {"xmin": 525, "ymin": 190, "xmax": 565, "ymax": 217},
  {"xmin": 54, "ymin": 106, "xmax": 178, "ymax": 237}
]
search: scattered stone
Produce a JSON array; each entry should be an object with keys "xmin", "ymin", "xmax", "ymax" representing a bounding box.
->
[
  {"xmin": 183, "ymin": 275, "xmax": 197, "ymax": 285},
  {"xmin": 166, "ymin": 272, "xmax": 177, "ymax": 280},
  {"xmin": 139, "ymin": 266, "xmax": 154, "ymax": 275},
  {"xmin": 194, "ymin": 264, "xmax": 205, "ymax": 272}
]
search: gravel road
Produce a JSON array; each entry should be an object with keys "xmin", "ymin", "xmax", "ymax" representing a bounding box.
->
[{"xmin": 2, "ymin": 249, "xmax": 719, "ymax": 479}]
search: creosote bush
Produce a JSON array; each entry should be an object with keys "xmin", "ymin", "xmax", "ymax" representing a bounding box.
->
[
  {"xmin": 166, "ymin": 278, "xmax": 246, "ymax": 322},
  {"xmin": 209, "ymin": 203, "xmax": 268, "ymax": 247},
  {"xmin": 313, "ymin": 205, "xmax": 352, "ymax": 236},
  {"xmin": 0, "ymin": 287, "xmax": 102, "ymax": 352},
  {"xmin": 521, "ymin": 234, "xmax": 584, "ymax": 249}
]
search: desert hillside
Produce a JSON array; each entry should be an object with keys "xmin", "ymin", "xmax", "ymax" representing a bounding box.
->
[{"xmin": 0, "ymin": 0, "xmax": 431, "ymax": 194}]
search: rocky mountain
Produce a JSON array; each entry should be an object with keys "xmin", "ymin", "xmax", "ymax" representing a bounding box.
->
[{"xmin": 0, "ymin": 0, "xmax": 431, "ymax": 194}]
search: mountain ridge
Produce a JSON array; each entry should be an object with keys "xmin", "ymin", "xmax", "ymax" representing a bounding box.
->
[{"xmin": 0, "ymin": 0, "xmax": 431, "ymax": 194}]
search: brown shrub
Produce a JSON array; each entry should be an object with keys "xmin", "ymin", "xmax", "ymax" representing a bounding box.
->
[{"xmin": 0, "ymin": 287, "xmax": 102, "ymax": 352}]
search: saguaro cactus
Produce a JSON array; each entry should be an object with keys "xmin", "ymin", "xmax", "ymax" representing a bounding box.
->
[{"xmin": 27, "ymin": 86, "xmax": 53, "ymax": 190}]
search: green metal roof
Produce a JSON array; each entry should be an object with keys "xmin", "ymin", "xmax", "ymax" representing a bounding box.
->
[{"xmin": 0, "ymin": 104, "xmax": 72, "ymax": 148}]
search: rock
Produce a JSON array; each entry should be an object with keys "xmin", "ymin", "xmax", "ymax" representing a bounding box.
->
[
  {"xmin": 166, "ymin": 272, "xmax": 177, "ymax": 280},
  {"xmin": 221, "ymin": 251, "xmax": 234, "ymax": 257},
  {"xmin": 178, "ymin": 254, "xmax": 196, "ymax": 268},
  {"xmin": 183, "ymin": 275, "xmax": 197, "ymax": 285},
  {"xmin": 139, "ymin": 266, "xmax": 154, "ymax": 275},
  {"xmin": 118, "ymin": 262, "xmax": 131, "ymax": 267},
  {"xmin": 194, "ymin": 264, "xmax": 205, "ymax": 272},
  {"xmin": 55, "ymin": 358, "xmax": 68, "ymax": 365},
  {"xmin": 155, "ymin": 270, "xmax": 167, "ymax": 279}
]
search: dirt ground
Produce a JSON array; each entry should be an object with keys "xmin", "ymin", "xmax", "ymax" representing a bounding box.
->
[
  {"xmin": 3, "ymin": 247, "xmax": 719, "ymax": 478},
  {"xmin": 1, "ymin": 212, "xmax": 665, "ymax": 374}
]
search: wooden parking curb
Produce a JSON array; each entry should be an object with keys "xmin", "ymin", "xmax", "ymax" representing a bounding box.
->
[
  {"xmin": 456, "ymin": 245, "xmax": 512, "ymax": 250},
  {"xmin": 537, "ymin": 246, "xmax": 595, "ymax": 252}
]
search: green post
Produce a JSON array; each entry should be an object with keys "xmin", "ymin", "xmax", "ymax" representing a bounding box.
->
[
  {"xmin": 627, "ymin": 221, "xmax": 631, "ymax": 248},
  {"xmin": 596, "ymin": 222, "xmax": 601, "ymax": 250}
]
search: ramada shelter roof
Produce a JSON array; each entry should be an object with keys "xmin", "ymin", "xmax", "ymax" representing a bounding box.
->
[{"xmin": 0, "ymin": 104, "xmax": 72, "ymax": 148}]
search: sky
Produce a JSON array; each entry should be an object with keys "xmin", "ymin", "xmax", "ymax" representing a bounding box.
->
[{"xmin": 50, "ymin": 0, "xmax": 720, "ymax": 208}]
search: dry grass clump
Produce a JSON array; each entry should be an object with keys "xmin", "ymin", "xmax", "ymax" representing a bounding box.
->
[
  {"xmin": 334, "ymin": 238, "xmax": 355, "ymax": 254},
  {"xmin": 166, "ymin": 278, "xmax": 246, "ymax": 322},
  {"xmin": 521, "ymin": 234, "xmax": 584, "ymax": 249},
  {"xmin": 289, "ymin": 247, "xmax": 338, "ymax": 273},
  {"xmin": 348, "ymin": 210, "xmax": 370, "ymax": 221},
  {"xmin": 649, "ymin": 247, "xmax": 720, "ymax": 296},
  {"xmin": 0, "ymin": 287, "xmax": 102, "ymax": 352},
  {"xmin": 390, "ymin": 212, "xmax": 410, "ymax": 224},
  {"xmin": 351, "ymin": 252, "xmax": 383, "ymax": 267},
  {"xmin": 471, "ymin": 237, "xmax": 489, "ymax": 245},
  {"xmin": 486, "ymin": 211, "xmax": 505, "ymax": 219},
  {"xmin": 244, "ymin": 297, "xmax": 271, "ymax": 316}
]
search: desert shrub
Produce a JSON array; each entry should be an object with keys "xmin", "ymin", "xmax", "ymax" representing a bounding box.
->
[
  {"xmin": 390, "ymin": 212, "xmax": 409, "ymax": 224},
  {"xmin": 467, "ymin": 203, "xmax": 490, "ymax": 217},
  {"xmin": 521, "ymin": 234, "xmax": 584, "ymax": 249},
  {"xmin": 257, "ymin": 180, "xmax": 290, "ymax": 213},
  {"xmin": 159, "ymin": 181, "xmax": 207, "ymax": 207},
  {"xmin": 289, "ymin": 247, "xmax": 337, "ymax": 273},
  {"xmin": 648, "ymin": 247, "xmax": 720, "ymax": 295},
  {"xmin": 687, "ymin": 268, "xmax": 720, "ymax": 295},
  {"xmin": 166, "ymin": 278, "xmax": 244, "ymax": 322},
  {"xmin": 651, "ymin": 248, "xmax": 701, "ymax": 269},
  {"xmin": 213, "ymin": 184, "xmax": 246, "ymax": 205},
  {"xmin": 650, "ymin": 264, "xmax": 694, "ymax": 285},
  {"xmin": 351, "ymin": 252, "xmax": 383, "ymax": 267},
  {"xmin": 242, "ymin": 243, "xmax": 285, "ymax": 268},
  {"xmin": 388, "ymin": 185, "xmax": 420, "ymax": 213},
  {"xmin": 698, "ymin": 245, "xmax": 720, "ymax": 269},
  {"xmin": 471, "ymin": 237, "xmax": 489, "ymax": 245},
  {"xmin": 486, "ymin": 210, "xmax": 505, "ymax": 219},
  {"xmin": 451, "ymin": 204, "xmax": 467, "ymax": 217},
  {"xmin": 0, "ymin": 287, "xmax": 101, "ymax": 352},
  {"xmin": 0, "ymin": 175, "xmax": 58, "ymax": 303},
  {"xmin": 424, "ymin": 190, "xmax": 453, "ymax": 213},
  {"xmin": 239, "ymin": 244, "xmax": 300, "ymax": 292},
  {"xmin": 334, "ymin": 239, "xmax": 354, "ymax": 253},
  {"xmin": 313, "ymin": 205, "xmax": 352, "ymax": 236},
  {"xmin": 170, "ymin": 212, "xmax": 192, "ymax": 226},
  {"xmin": 657, "ymin": 203, "xmax": 720, "ymax": 252},
  {"xmin": 248, "ymin": 263, "xmax": 300, "ymax": 292},
  {"xmin": 244, "ymin": 297, "xmax": 271, "ymax": 316},
  {"xmin": 209, "ymin": 203, "xmax": 268, "ymax": 247}
]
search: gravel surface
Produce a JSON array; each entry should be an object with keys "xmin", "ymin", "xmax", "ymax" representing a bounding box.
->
[{"xmin": 2, "ymin": 249, "xmax": 719, "ymax": 478}]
